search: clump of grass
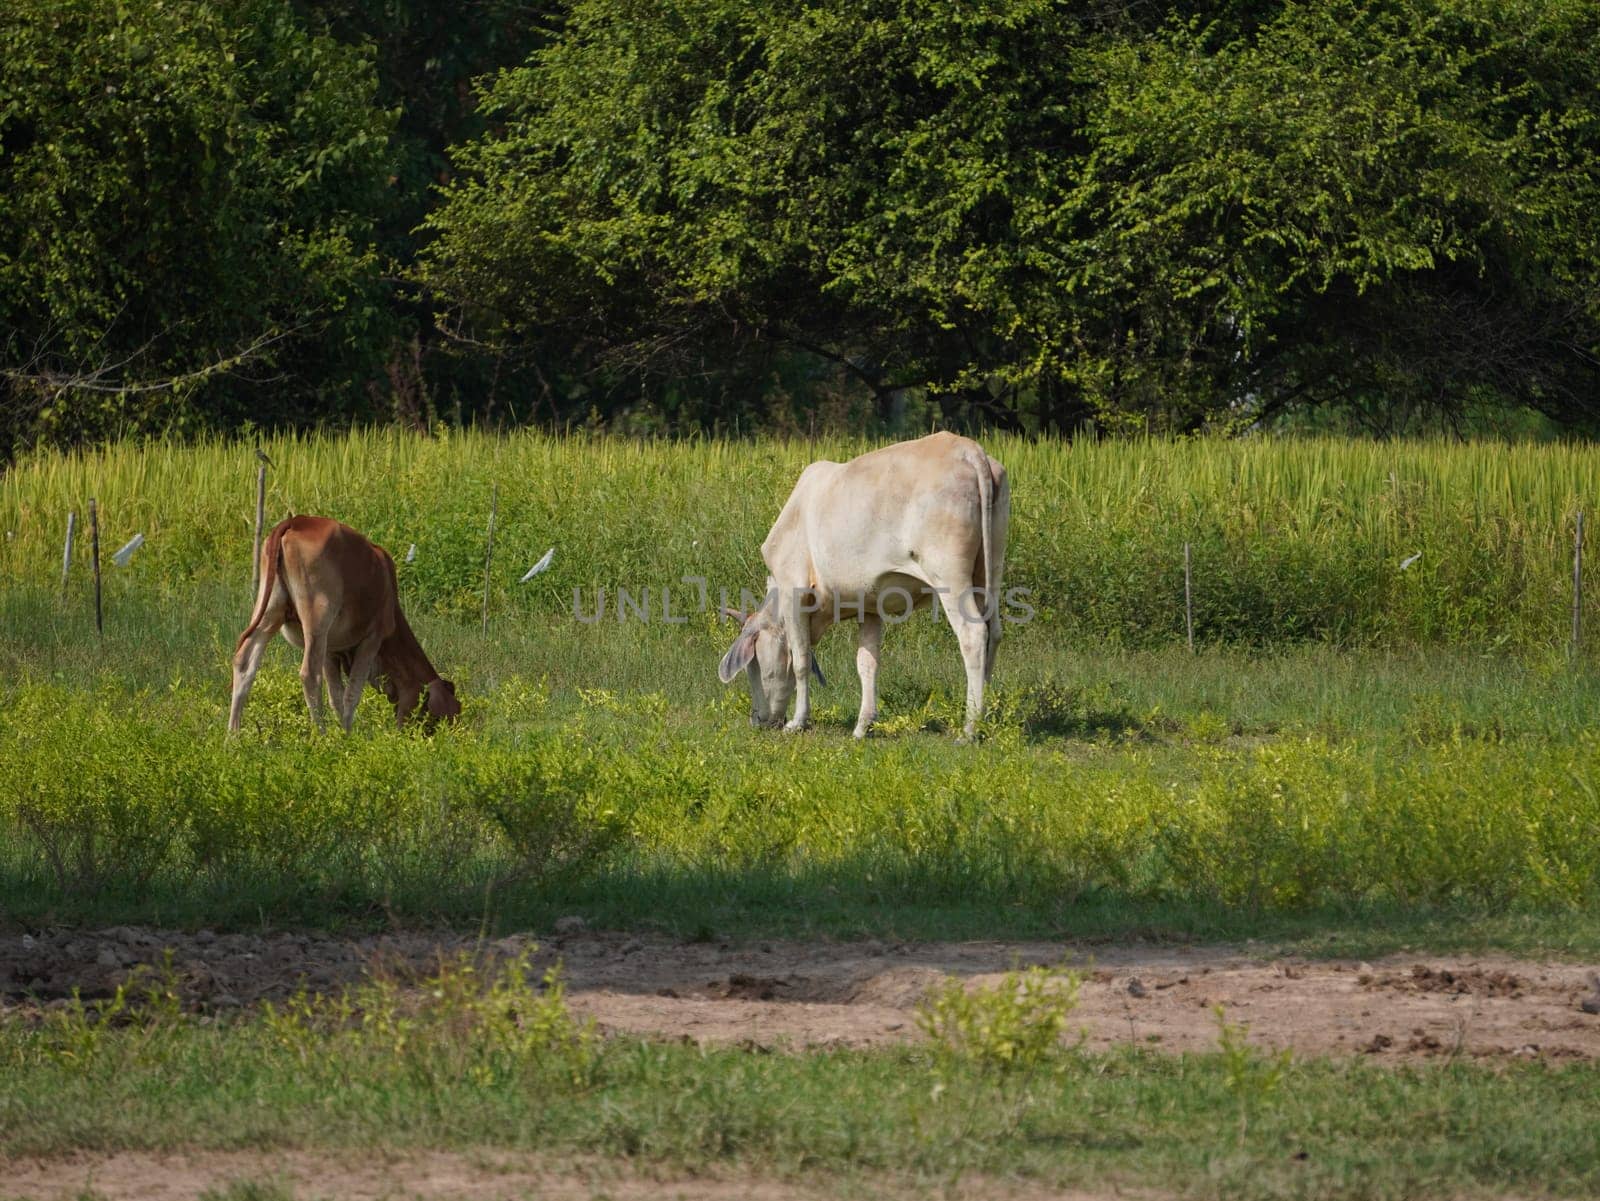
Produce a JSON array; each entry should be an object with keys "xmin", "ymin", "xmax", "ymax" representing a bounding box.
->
[
  {"xmin": 259, "ymin": 950, "xmax": 598, "ymax": 1091},
  {"xmin": 916, "ymin": 964, "xmax": 1083, "ymax": 1077},
  {"xmin": 11, "ymin": 950, "xmax": 597, "ymax": 1094},
  {"xmin": 1213, "ymin": 1005, "xmax": 1294, "ymax": 1145}
]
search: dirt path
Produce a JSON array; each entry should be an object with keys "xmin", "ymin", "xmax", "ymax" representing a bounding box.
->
[
  {"xmin": 1, "ymin": 1149, "xmax": 1144, "ymax": 1201},
  {"xmin": 3, "ymin": 925, "xmax": 1597, "ymax": 1061}
]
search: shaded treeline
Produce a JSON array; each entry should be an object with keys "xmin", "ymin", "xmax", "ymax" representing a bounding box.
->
[{"xmin": 3, "ymin": 0, "xmax": 1598, "ymax": 458}]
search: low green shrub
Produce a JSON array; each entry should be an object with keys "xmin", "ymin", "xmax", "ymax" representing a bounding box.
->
[
  {"xmin": 916, "ymin": 965, "xmax": 1083, "ymax": 1076},
  {"xmin": 2, "ymin": 678, "xmax": 1597, "ymax": 924}
]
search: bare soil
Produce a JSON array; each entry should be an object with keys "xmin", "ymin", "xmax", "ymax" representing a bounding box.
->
[
  {"xmin": 0, "ymin": 1149, "xmax": 1149, "ymax": 1201},
  {"xmin": 2, "ymin": 924, "xmax": 1598, "ymax": 1062}
]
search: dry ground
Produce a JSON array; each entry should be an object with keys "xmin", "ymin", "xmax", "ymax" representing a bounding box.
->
[
  {"xmin": 1, "ymin": 1149, "xmax": 1172, "ymax": 1201},
  {"xmin": 5, "ymin": 925, "xmax": 1597, "ymax": 1199},
  {"xmin": 4, "ymin": 924, "xmax": 1598, "ymax": 1062}
]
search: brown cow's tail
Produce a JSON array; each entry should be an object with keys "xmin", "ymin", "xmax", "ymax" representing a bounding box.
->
[{"xmin": 235, "ymin": 521, "xmax": 287, "ymax": 655}]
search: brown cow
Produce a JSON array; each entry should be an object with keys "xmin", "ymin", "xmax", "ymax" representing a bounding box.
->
[{"xmin": 228, "ymin": 516, "xmax": 461, "ymax": 733}]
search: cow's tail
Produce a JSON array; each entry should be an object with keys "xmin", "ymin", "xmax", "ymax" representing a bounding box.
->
[
  {"xmin": 969, "ymin": 449, "xmax": 997, "ymax": 630},
  {"xmin": 235, "ymin": 521, "xmax": 287, "ymax": 655}
]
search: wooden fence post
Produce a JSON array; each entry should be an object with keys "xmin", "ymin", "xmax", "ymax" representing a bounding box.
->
[
  {"xmin": 1184, "ymin": 541, "xmax": 1195, "ymax": 653},
  {"xmin": 251, "ymin": 461, "xmax": 268, "ymax": 590},
  {"xmin": 1574, "ymin": 511, "xmax": 1584, "ymax": 661}
]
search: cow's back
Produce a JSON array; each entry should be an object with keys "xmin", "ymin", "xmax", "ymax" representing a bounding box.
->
[
  {"xmin": 775, "ymin": 432, "xmax": 994, "ymax": 594},
  {"xmin": 278, "ymin": 517, "xmax": 398, "ymax": 649}
]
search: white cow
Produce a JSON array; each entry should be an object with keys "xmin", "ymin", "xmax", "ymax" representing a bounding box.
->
[{"xmin": 718, "ymin": 431, "xmax": 1010, "ymax": 740}]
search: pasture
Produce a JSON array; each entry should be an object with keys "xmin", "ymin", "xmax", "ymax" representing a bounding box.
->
[{"xmin": 2, "ymin": 431, "xmax": 1599, "ymax": 1200}]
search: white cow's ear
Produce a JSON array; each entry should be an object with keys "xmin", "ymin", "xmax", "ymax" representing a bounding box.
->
[
  {"xmin": 718, "ymin": 628, "xmax": 759, "ymax": 684},
  {"xmin": 810, "ymin": 654, "xmax": 827, "ymax": 687}
]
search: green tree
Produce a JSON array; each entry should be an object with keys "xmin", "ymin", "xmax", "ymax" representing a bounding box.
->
[
  {"xmin": 419, "ymin": 0, "xmax": 1098, "ymax": 432},
  {"xmin": 421, "ymin": 0, "xmax": 1600, "ymax": 435},
  {"xmin": 1066, "ymin": 0, "xmax": 1600, "ymax": 431},
  {"xmin": 0, "ymin": 0, "xmax": 398, "ymax": 453}
]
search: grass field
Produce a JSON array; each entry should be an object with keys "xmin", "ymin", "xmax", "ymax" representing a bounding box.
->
[{"xmin": 3, "ymin": 431, "xmax": 1599, "ymax": 1199}]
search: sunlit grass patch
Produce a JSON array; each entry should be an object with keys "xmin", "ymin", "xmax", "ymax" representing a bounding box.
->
[{"xmin": 2, "ymin": 676, "xmax": 1598, "ymax": 936}]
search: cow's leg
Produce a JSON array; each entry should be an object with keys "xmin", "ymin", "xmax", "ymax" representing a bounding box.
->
[
  {"xmin": 852, "ymin": 614, "xmax": 883, "ymax": 739},
  {"xmin": 938, "ymin": 585, "xmax": 990, "ymax": 742},
  {"xmin": 297, "ymin": 602, "xmax": 334, "ymax": 732},
  {"xmin": 780, "ymin": 589, "xmax": 814, "ymax": 733},
  {"xmin": 985, "ymin": 615, "xmax": 1002, "ymax": 684},
  {"xmin": 338, "ymin": 635, "xmax": 382, "ymax": 732},
  {"xmin": 322, "ymin": 656, "xmax": 347, "ymax": 725},
  {"xmin": 227, "ymin": 614, "xmax": 284, "ymax": 733}
]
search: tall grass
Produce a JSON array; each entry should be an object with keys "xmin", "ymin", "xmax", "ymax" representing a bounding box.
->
[{"xmin": 2, "ymin": 431, "xmax": 1596, "ymax": 648}]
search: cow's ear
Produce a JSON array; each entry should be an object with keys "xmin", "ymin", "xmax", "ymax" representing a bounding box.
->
[
  {"xmin": 718, "ymin": 627, "xmax": 758, "ymax": 684},
  {"xmin": 810, "ymin": 654, "xmax": 827, "ymax": 687}
]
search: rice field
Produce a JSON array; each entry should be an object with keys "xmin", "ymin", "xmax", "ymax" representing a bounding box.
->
[{"xmin": 3, "ymin": 429, "xmax": 1597, "ymax": 649}]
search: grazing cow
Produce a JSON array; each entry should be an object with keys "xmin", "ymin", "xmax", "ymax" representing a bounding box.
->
[
  {"xmin": 718, "ymin": 431, "xmax": 1009, "ymax": 740},
  {"xmin": 229, "ymin": 516, "xmax": 461, "ymax": 733}
]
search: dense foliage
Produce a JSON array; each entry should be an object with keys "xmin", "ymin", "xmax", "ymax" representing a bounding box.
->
[
  {"xmin": 422, "ymin": 0, "xmax": 1600, "ymax": 434},
  {"xmin": 4, "ymin": 0, "xmax": 1599, "ymax": 449},
  {"xmin": 0, "ymin": 0, "xmax": 398, "ymax": 446}
]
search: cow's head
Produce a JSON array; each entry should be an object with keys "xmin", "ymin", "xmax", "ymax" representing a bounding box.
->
[
  {"xmin": 383, "ymin": 674, "xmax": 461, "ymax": 731},
  {"xmin": 717, "ymin": 605, "xmax": 823, "ymax": 728},
  {"xmin": 423, "ymin": 677, "xmax": 462, "ymax": 728}
]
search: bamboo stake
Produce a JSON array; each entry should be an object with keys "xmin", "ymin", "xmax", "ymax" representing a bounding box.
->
[
  {"xmin": 61, "ymin": 510, "xmax": 76, "ymax": 596},
  {"xmin": 88, "ymin": 498, "xmax": 102, "ymax": 637}
]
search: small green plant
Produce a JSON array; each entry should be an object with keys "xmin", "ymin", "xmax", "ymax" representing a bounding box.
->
[
  {"xmin": 916, "ymin": 964, "xmax": 1083, "ymax": 1077},
  {"xmin": 1213, "ymin": 1004, "xmax": 1293, "ymax": 1145},
  {"xmin": 261, "ymin": 949, "xmax": 599, "ymax": 1091},
  {"xmin": 196, "ymin": 1182, "xmax": 297, "ymax": 1201},
  {"xmin": 29, "ymin": 953, "xmax": 186, "ymax": 1075}
]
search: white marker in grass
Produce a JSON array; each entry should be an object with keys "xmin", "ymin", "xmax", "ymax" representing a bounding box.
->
[
  {"xmin": 405, "ymin": 543, "xmax": 417, "ymax": 563},
  {"xmin": 1399, "ymin": 552, "xmax": 1422, "ymax": 571},
  {"xmin": 111, "ymin": 533, "xmax": 144, "ymax": 567},
  {"xmin": 520, "ymin": 547, "xmax": 555, "ymax": 582}
]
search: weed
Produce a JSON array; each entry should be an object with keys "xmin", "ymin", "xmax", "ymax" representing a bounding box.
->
[
  {"xmin": 916, "ymin": 964, "xmax": 1083, "ymax": 1078},
  {"xmin": 1214, "ymin": 1004, "xmax": 1294, "ymax": 1146}
]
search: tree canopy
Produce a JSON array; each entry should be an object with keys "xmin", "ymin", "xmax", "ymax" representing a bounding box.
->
[
  {"xmin": 421, "ymin": 0, "xmax": 1600, "ymax": 434},
  {"xmin": 1, "ymin": 0, "xmax": 399, "ymax": 447},
  {"xmin": 4, "ymin": 0, "xmax": 1599, "ymax": 451}
]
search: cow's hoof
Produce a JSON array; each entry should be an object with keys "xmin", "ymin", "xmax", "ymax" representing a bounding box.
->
[
  {"xmin": 852, "ymin": 724, "xmax": 875, "ymax": 740},
  {"xmin": 783, "ymin": 720, "xmax": 810, "ymax": 734},
  {"xmin": 954, "ymin": 732, "xmax": 980, "ymax": 746}
]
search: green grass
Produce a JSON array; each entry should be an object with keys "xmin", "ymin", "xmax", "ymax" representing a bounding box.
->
[
  {"xmin": 4, "ymin": 577, "xmax": 1600, "ymax": 955},
  {"xmin": 2, "ymin": 956, "xmax": 1597, "ymax": 1200}
]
